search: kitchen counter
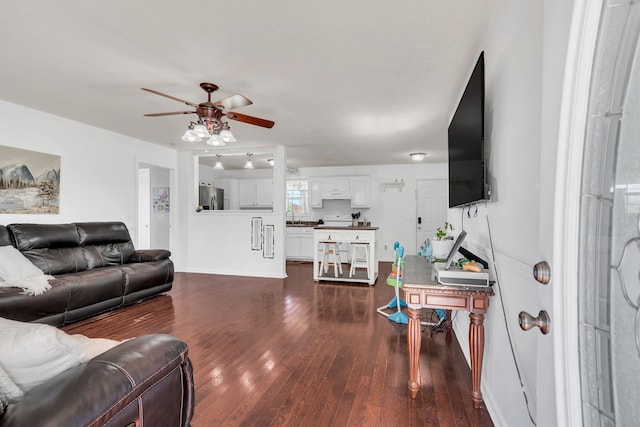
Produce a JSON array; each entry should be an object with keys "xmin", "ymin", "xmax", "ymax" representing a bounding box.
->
[
  {"xmin": 286, "ymin": 221, "xmax": 318, "ymax": 227},
  {"xmin": 313, "ymin": 227, "xmax": 378, "ymax": 285},
  {"xmin": 314, "ymin": 226, "xmax": 378, "ymax": 230}
]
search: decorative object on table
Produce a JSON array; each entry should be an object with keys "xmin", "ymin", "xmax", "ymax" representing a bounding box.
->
[
  {"xmin": 418, "ymin": 239, "xmax": 433, "ymax": 260},
  {"xmin": 351, "ymin": 212, "xmax": 361, "ymax": 227},
  {"xmin": 376, "ymin": 242, "xmax": 408, "ymax": 324},
  {"xmin": 0, "ymin": 145, "xmax": 60, "ymax": 214},
  {"xmin": 431, "ymin": 221, "xmax": 455, "ymax": 259}
]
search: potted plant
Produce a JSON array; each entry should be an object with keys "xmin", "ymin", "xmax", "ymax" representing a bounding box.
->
[{"xmin": 431, "ymin": 222, "xmax": 455, "ymax": 259}]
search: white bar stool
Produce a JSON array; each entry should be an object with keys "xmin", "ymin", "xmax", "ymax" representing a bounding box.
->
[
  {"xmin": 349, "ymin": 242, "xmax": 370, "ymax": 278},
  {"xmin": 319, "ymin": 241, "xmax": 342, "ymax": 277}
]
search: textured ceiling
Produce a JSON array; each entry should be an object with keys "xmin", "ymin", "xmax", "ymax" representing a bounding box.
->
[{"xmin": 0, "ymin": 1, "xmax": 498, "ymax": 170}]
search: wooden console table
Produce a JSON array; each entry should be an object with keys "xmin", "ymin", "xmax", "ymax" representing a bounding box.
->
[{"xmin": 402, "ymin": 255, "xmax": 494, "ymax": 409}]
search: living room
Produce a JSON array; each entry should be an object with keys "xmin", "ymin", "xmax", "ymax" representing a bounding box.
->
[{"xmin": 2, "ymin": 0, "xmax": 633, "ymax": 426}]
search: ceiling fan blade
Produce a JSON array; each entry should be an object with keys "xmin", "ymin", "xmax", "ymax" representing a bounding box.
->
[
  {"xmin": 226, "ymin": 112, "xmax": 275, "ymax": 128},
  {"xmin": 144, "ymin": 111, "xmax": 196, "ymax": 117},
  {"xmin": 141, "ymin": 88, "xmax": 198, "ymax": 108},
  {"xmin": 214, "ymin": 94, "xmax": 253, "ymax": 111}
]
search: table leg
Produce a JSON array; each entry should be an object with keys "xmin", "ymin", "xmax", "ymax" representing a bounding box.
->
[
  {"xmin": 469, "ymin": 311, "xmax": 485, "ymax": 409},
  {"xmin": 408, "ymin": 307, "xmax": 421, "ymax": 398}
]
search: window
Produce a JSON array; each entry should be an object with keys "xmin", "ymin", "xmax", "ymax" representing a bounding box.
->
[{"xmin": 286, "ymin": 180, "xmax": 309, "ymax": 217}]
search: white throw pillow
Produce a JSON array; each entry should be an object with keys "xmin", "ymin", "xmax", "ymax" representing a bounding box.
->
[
  {"xmin": 0, "ymin": 317, "xmax": 88, "ymax": 392},
  {"xmin": 0, "ymin": 246, "xmax": 53, "ymax": 295},
  {"xmin": 70, "ymin": 334, "xmax": 122, "ymax": 359}
]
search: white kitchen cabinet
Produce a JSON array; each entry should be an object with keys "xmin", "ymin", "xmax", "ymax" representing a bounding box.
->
[
  {"xmin": 350, "ymin": 177, "xmax": 370, "ymax": 208},
  {"xmin": 309, "ymin": 178, "xmax": 322, "ymax": 208},
  {"xmin": 239, "ymin": 179, "xmax": 273, "ymax": 208},
  {"xmin": 285, "ymin": 227, "xmax": 314, "ymax": 260},
  {"xmin": 256, "ymin": 179, "xmax": 273, "ymax": 207},
  {"xmin": 321, "ymin": 177, "xmax": 351, "ymax": 199}
]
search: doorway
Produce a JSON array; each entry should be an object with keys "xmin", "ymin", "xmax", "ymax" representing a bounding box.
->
[
  {"xmin": 137, "ymin": 162, "xmax": 172, "ymax": 251},
  {"xmin": 415, "ymin": 179, "xmax": 448, "ymax": 254}
]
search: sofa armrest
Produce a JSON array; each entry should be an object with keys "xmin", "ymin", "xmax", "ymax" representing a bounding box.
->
[
  {"xmin": 128, "ymin": 249, "xmax": 171, "ymax": 263},
  {"xmin": 1, "ymin": 334, "xmax": 194, "ymax": 427}
]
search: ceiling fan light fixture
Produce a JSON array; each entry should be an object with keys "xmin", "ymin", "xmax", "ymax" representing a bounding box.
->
[
  {"xmin": 214, "ymin": 154, "xmax": 224, "ymax": 170},
  {"xmin": 192, "ymin": 124, "xmax": 210, "ymax": 138},
  {"xmin": 219, "ymin": 129, "xmax": 236, "ymax": 143},
  {"xmin": 206, "ymin": 134, "xmax": 225, "ymax": 146},
  {"xmin": 244, "ymin": 153, "xmax": 254, "ymax": 169},
  {"xmin": 410, "ymin": 152, "xmax": 426, "ymax": 162},
  {"xmin": 181, "ymin": 128, "xmax": 201, "ymax": 142}
]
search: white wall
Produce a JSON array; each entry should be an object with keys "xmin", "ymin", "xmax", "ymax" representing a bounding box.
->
[
  {"xmin": 0, "ymin": 100, "xmax": 178, "ymax": 249},
  {"xmin": 176, "ymin": 146, "xmax": 287, "ymax": 278},
  {"xmin": 448, "ymin": 0, "xmax": 576, "ymax": 426},
  {"xmin": 293, "ymin": 163, "xmax": 447, "ymax": 262}
]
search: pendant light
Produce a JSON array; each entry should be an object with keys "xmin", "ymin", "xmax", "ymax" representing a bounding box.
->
[
  {"xmin": 244, "ymin": 153, "xmax": 254, "ymax": 169},
  {"xmin": 214, "ymin": 155, "xmax": 224, "ymax": 170}
]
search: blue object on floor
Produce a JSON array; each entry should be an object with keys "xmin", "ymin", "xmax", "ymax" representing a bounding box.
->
[
  {"xmin": 376, "ymin": 242, "xmax": 409, "ymax": 323},
  {"xmin": 387, "ymin": 295, "xmax": 407, "ymax": 309},
  {"xmin": 388, "ymin": 310, "xmax": 409, "ymax": 324}
]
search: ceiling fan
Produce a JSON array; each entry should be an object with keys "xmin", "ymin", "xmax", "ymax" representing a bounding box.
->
[{"xmin": 142, "ymin": 82, "xmax": 274, "ymax": 144}]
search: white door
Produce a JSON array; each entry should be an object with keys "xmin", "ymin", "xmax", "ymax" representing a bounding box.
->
[
  {"xmin": 551, "ymin": 2, "xmax": 640, "ymax": 426},
  {"xmin": 416, "ymin": 179, "xmax": 448, "ymax": 253}
]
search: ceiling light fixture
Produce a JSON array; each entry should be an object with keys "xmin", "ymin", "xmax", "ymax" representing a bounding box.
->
[
  {"xmin": 219, "ymin": 123, "xmax": 236, "ymax": 143},
  {"xmin": 267, "ymin": 158, "xmax": 274, "ymax": 167},
  {"xmin": 192, "ymin": 123, "xmax": 210, "ymax": 138},
  {"xmin": 181, "ymin": 120, "xmax": 237, "ymax": 144},
  {"xmin": 244, "ymin": 153, "xmax": 254, "ymax": 169},
  {"xmin": 181, "ymin": 124, "xmax": 200, "ymax": 142},
  {"xmin": 214, "ymin": 154, "xmax": 224, "ymax": 170},
  {"xmin": 143, "ymin": 82, "xmax": 275, "ymax": 144},
  {"xmin": 410, "ymin": 152, "xmax": 426, "ymax": 162},
  {"xmin": 206, "ymin": 133, "xmax": 225, "ymax": 146}
]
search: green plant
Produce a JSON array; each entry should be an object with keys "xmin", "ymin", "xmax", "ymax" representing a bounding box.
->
[{"xmin": 435, "ymin": 221, "xmax": 454, "ymax": 240}]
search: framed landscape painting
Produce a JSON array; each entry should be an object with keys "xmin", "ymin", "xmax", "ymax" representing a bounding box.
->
[{"xmin": 0, "ymin": 145, "xmax": 60, "ymax": 214}]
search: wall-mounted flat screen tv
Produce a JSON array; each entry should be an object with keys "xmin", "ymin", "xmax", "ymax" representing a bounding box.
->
[{"xmin": 448, "ymin": 51, "xmax": 487, "ymax": 208}]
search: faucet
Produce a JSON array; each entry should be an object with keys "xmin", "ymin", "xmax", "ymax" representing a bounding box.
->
[{"xmin": 286, "ymin": 209, "xmax": 295, "ymax": 224}]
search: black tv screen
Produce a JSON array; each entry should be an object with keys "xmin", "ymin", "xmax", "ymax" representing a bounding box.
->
[{"xmin": 448, "ymin": 52, "xmax": 486, "ymax": 208}]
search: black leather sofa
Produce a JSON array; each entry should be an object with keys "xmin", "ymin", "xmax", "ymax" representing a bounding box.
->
[
  {"xmin": 0, "ymin": 333, "xmax": 194, "ymax": 427},
  {"xmin": 0, "ymin": 221, "xmax": 174, "ymax": 326}
]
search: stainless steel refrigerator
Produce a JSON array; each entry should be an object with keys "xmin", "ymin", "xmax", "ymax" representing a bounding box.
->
[{"xmin": 199, "ymin": 185, "xmax": 224, "ymax": 210}]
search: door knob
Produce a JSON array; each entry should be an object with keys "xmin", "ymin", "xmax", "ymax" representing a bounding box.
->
[
  {"xmin": 519, "ymin": 310, "xmax": 550, "ymax": 335},
  {"xmin": 533, "ymin": 261, "xmax": 551, "ymax": 284}
]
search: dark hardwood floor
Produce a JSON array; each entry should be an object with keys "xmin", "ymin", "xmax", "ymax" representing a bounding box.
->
[{"xmin": 63, "ymin": 261, "xmax": 493, "ymax": 427}]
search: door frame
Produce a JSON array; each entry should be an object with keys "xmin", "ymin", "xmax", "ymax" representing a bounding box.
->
[
  {"xmin": 136, "ymin": 160, "xmax": 176, "ymax": 253},
  {"xmin": 552, "ymin": 0, "xmax": 603, "ymax": 425}
]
